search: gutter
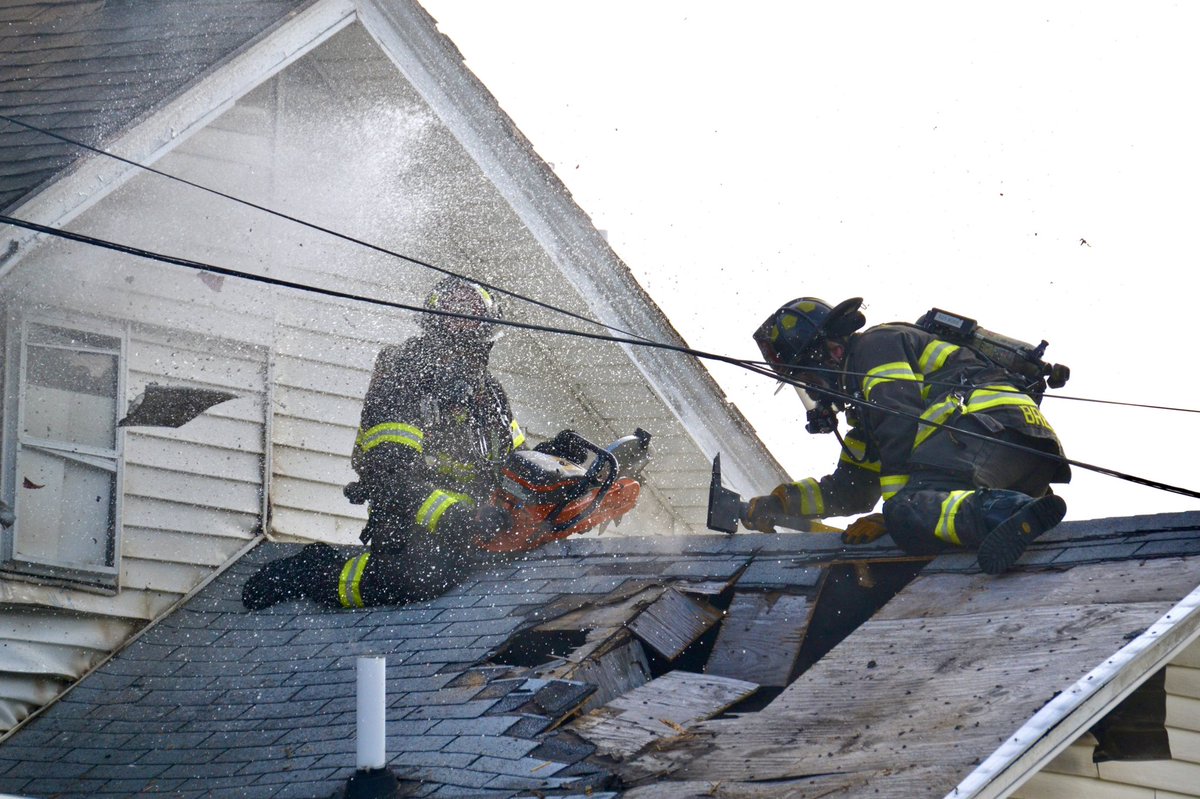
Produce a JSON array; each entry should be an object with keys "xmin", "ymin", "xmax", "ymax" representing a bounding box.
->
[{"xmin": 946, "ymin": 577, "xmax": 1200, "ymax": 799}]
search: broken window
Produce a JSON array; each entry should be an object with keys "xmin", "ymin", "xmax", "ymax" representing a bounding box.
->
[{"xmin": 1, "ymin": 315, "xmax": 124, "ymax": 589}]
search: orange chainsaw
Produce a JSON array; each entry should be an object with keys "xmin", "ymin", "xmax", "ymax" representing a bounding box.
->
[{"xmin": 476, "ymin": 429, "xmax": 651, "ymax": 554}]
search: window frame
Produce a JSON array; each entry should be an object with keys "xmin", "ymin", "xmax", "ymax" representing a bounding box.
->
[{"xmin": 1, "ymin": 310, "xmax": 127, "ymax": 591}]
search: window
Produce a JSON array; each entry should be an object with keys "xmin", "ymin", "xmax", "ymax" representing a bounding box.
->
[{"xmin": 2, "ymin": 316, "xmax": 124, "ymax": 589}]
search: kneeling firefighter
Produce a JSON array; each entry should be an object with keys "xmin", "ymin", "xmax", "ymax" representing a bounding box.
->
[
  {"xmin": 244, "ymin": 277, "xmax": 579, "ymax": 609},
  {"xmin": 745, "ymin": 296, "xmax": 1071, "ymax": 574}
]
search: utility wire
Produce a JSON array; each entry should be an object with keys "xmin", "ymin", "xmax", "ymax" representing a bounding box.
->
[
  {"xmin": 4, "ymin": 212, "xmax": 1198, "ymax": 501},
  {"xmin": 7, "ymin": 113, "xmax": 1192, "ymax": 419},
  {"xmin": 0, "ymin": 113, "xmax": 655, "ymax": 344}
]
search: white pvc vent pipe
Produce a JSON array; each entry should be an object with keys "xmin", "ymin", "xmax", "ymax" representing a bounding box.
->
[{"xmin": 356, "ymin": 656, "xmax": 386, "ymax": 770}]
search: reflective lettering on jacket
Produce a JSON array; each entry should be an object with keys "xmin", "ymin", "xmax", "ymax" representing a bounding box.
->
[
  {"xmin": 934, "ymin": 490, "xmax": 974, "ymax": 546},
  {"xmin": 416, "ymin": 489, "xmax": 473, "ymax": 532},
  {"xmin": 338, "ymin": 552, "xmax": 371, "ymax": 608},
  {"xmin": 356, "ymin": 422, "xmax": 424, "ymax": 456}
]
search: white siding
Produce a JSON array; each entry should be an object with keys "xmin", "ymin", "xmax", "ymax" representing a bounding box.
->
[{"xmin": 1013, "ymin": 636, "xmax": 1200, "ymax": 798}]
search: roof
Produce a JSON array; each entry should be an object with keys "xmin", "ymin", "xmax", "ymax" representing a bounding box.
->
[
  {"xmin": 0, "ymin": 0, "xmax": 309, "ymax": 213},
  {"xmin": 1, "ymin": 512, "xmax": 1197, "ymax": 798}
]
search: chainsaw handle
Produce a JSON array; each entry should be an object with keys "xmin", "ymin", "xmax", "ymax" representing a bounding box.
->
[{"xmin": 544, "ymin": 432, "xmax": 618, "ymax": 534}]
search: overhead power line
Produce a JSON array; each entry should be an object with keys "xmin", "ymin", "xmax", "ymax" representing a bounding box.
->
[{"xmin": 3, "ymin": 212, "xmax": 1198, "ymax": 502}]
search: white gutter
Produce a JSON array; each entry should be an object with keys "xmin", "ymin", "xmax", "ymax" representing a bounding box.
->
[
  {"xmin": 0, "ymin": 0, "xmax": 355, "ymax": 283},
  {"xmin": 946, "ymin": 579, "xmax": 1200, "ymax": 799}
]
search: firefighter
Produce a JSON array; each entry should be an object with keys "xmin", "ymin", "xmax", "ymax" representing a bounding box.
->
[
  {"xmin": 244, "ymin": 277, "xmax": 534, "ymax": 609},
  {"xmin": 744, "ymin": 296, "xmax": 1070, "ymax": 574}
]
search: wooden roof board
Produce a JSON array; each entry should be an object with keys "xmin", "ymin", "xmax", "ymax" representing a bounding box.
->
[
  {"xmin": 705, "ymin": 592, "xmax": 811, "ymax": 687},
  {"xmin": 620, "ymin": 555, "xmax": 1200, "ymax": 797},
  {"xmin": 626, "ymin": 588, "xmax": 723, "ymax": 661},
  {"xmin": 568, "ymin": 670, "xmax": 759, "ymax": 763}
]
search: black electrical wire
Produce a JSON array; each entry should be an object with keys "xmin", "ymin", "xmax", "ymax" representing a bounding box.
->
[
  {"xmin": 5, "ymin": 212, "xmax": 1198, "ymax": 501},
  {"xmin": 0, "ymin": 113, "xmax": 655, "ymax": 344}
]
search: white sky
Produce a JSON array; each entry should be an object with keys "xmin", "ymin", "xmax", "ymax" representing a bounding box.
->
[{"xmin": 420, "ymin": 1, "xmax": 1200, "ymax": 522}]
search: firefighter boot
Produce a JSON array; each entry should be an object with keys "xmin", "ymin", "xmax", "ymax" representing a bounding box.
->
[
  {"xmin": 242, "ymin": 543, "xmax": 339, "ymax": 610},
  {"xmin": 975, "ymin": 491, "xmax": 1067, "ymax": 575}
]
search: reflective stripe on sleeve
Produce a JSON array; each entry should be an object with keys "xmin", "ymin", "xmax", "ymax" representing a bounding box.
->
[
  {"xmin": 862, "ymin": 362, "xmax": 921, "ymax": 402},
  {"xmin": 880, "ymin": 474, "xmax": 909, "ymax": 501},
  {"xmin": 416, "ymin": 489, "xmax": 473, "ymax": 532},
  {"xmin": 934, "ymin": 490, "xmax": 974, "ymax": 546},
  {"xmin": 918, "ymin": 340, "xmax": 960, "ymax": 378},
  {"xmin": 784, "ymin": 478, "xmax": 824, "ymax": 517},
  {"xmin": 510, "ymin": 419, "xmax": 526, "ymax": 449},
  {"xmin": 839, "ymin": 437, "xmax": 880, "ymax": 472},
  {"xmin": 913, "ymin": 396, "xmax": 961, "ymax": 450},
  {"xmin": 356, "ymin": 422, "xmax": 424, "ymax": 454},
  {"xmin": 338, "ymin": 552, "xmax": 371, "ymax": 608}
]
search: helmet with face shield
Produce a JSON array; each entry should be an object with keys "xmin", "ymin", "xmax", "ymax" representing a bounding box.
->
[
  {"xmin": 753, "ymin": 296, "xmax": 865, "ymax": 433},
  {"xmin": 421, "ymin": 277, "xmax": 503, "ymax": 346}
]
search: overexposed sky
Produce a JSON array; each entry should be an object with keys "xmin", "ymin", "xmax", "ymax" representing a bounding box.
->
[{"xmin": 421, "ymin": 1, "xmax": 1200, "ymax": 522}]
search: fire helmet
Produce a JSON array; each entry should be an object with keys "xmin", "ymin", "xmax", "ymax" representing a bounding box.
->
[
  {"xmin": 753, "ymin": 297, "xmax": 865, "ymax": 379},
  {"xmin": 421, "ymin": 277, "xmax": 503, "ymax": 345}
]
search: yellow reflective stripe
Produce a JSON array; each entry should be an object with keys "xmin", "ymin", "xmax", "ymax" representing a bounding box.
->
[
  {"xmin": 965, "ymin": 385, "xmax": 1037, "ymax": 413},
  {"xmin": 880, "ymin": 474, "xmax": 909, "ymax": 500},
  {"xmin": 416, "ymin": 489, "xmax": 472, "ymax": 532},
  {"xmin": 913, "ymin": 397, "xmax": 960, "ymax": 450},
  {"xmin": 918, "ymin": 339, "xmax": 960, "ymax": 376},
  {"xmin": 429, "ymin": 454, "xmax": 477, "ymax": 482},
  {"xmin": 863, "ymin": 362, "xmax": 920, "ymax": 402},
  {"xmin": 934, "ymin": 490, "xmax": 974, "ymax": 546},
  {"xmin": 510, "ymin": 419, "xmax": 526, "ymax": 449},
  {"xmin": 839, "ymin": 441, "xmax": 880, "ymax": 473},
  {"xmin": 356, "ymin": 422, "xmax": 424, "ymax": 454},
  {"xmin": 338, "ymin": 553, "xmax": 370, "ymax": 608},
  {"xmin": 791, "ymin": 478, "xmax": 824, "ymax": 516}
]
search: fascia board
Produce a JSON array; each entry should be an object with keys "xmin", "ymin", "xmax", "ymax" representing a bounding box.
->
[
  {"xmin": 357, "ymin": 0, "xmax": 788, "ymax": 496},
  {"xmin": 0, "ymin": 0, "xmax": 356, "ymax": 283},
  {"xmin": 947, "ymin": 579, "xmax": 1200, "ymax": 799}
]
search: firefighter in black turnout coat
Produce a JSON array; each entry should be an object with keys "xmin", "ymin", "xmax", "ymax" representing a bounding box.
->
[
  {"xmin": 745, "ymin": 297, "xmax": 1071, "ymax": 574},
  {"xmin": 243, "ymin": 277, "xmax": 527, "ymax": 609}
]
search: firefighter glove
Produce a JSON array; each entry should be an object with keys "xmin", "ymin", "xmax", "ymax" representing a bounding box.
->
[
  {"xmin": 842, "ymin": 512, "xmax": 887, "ymax": 545},
  {"xmin": 743, "ymin": 494, "xmax": 784, "ymax": 533}
]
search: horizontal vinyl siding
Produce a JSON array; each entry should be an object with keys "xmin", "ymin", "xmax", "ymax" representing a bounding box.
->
[{"xmin": 1014, "ymin": 636, "xmax": 1200, "ymax": 798}]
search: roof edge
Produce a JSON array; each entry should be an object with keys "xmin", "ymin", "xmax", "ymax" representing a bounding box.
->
[
  {"xmin": 0, "ymin": 0, "xmax": 355, "ymax": 283},
  {"xmin": 948, "ymin": 571, "xmax": 1200, "ymax": 799}
]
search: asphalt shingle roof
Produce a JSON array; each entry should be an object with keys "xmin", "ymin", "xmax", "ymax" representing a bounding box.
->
[{"xmin": 1, "ymin": 514, "xmax": 1197, "ymax": 798}]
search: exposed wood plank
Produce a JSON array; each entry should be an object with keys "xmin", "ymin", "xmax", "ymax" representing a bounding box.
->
[
  {"xmin": 626, "ymin": 588, "xmax": 722, "ymax": 661},
  {"xmin": 569, "ymin": 671, "xmax": 758, "ymax": 762},
  {"xmin": 546, "ymin": 633, "xmax": 651, "ymax": 715},
  {"xmin": 705, "ymin": 592, "xmax": 810, "ymax": 687},
  {"xmin": 642, "ymin": 601, "xmax": 1176, "ymax": 788},
  {"xmin": 877, "ymin": 558, "xmax": 1200, "ymax": 620}
]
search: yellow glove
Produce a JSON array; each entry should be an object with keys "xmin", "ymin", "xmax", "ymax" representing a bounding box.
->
[
  {"xmin": 743, "ymin": 494, "xmax": 783, "ymax": 533},
  {"xmin": 841, "ymin": 512, "xmax": 887, "ymax": 545}
]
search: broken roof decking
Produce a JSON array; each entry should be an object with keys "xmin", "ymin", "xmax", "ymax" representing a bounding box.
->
[{"xmin": 0, "ymin": 512, "xmax": 1198, "ymax": 799}]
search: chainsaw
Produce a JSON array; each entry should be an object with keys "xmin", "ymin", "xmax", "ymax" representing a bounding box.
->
[{"xmin": 477, "ymin": 429, "xmax": 651, "ymax": 554}]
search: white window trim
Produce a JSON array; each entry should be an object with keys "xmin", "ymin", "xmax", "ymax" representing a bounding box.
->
[{"xmin": 1, "ymin": 310, "xmax": 127, "ymax": 591}]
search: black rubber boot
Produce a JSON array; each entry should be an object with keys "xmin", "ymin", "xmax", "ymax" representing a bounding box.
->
[
  {"xmin": 976, "ymin": 494, "xmax": 1067, "ymax": 575},
  {"xmin": 242, "ymin": 544, "xmax": 336, "ymax": 610}
]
